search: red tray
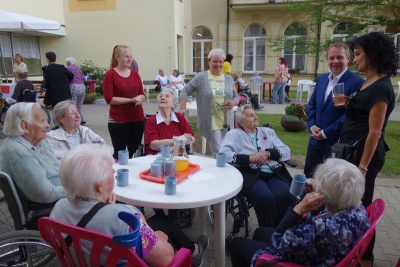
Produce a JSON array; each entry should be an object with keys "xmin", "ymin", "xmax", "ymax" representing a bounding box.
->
[{"xmin": 139, "ymin": 163, "xmax": 200, "ymax": 184}]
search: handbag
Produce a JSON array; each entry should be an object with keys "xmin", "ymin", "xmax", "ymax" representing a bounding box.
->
[{"xmin": 330, "ymin": 132, "xmax": 368, "ymax": 164}]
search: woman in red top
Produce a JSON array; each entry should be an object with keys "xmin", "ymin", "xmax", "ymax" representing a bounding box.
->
[
  {"xmin": 145, "ymin": 89, "xmax": 195, "ymax": 155},
  {"xmin": 102, "ymin": 45, "xmax": 146, "ymax": 159}
]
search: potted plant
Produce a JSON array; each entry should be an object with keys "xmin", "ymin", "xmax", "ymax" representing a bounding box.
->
[
  {"xmin": 281, "ymin": 104, "xmax": 308, "ymax": 132},
  {"xmin": 83, "ymin": 92, "xmax": 97, "ymax": 104}
]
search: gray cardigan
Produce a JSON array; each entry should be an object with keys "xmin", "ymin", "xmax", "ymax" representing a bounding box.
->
[
  {"xmin": 180, "ymin": 71, "xmax": 239, "ymax": 141},
  {"xmin": 0, "ymin": 137, "xmax": 65, "ymax": 203}
]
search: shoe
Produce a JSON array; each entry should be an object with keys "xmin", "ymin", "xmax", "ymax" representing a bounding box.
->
[
  {"xmin": 257, "ymin": 105, "xmax": 264, "ymax": 110},
  {"xmin": 191, "ymin": 235, "xmax": 209, "ymax": 267}
]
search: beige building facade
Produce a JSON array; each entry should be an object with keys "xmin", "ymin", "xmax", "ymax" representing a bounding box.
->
[{"xmin": 1, "ymin": 0, "xmax": 398, "ymax": 83}]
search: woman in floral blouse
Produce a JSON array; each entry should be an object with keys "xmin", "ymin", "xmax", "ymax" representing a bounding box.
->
[
  {"xmin": 272, "ymin": 57, "xmax": 289, "ymax": 104},
  {"xmin": 230, "ymin": 158, "xmax": 370, "ymax": 267}
]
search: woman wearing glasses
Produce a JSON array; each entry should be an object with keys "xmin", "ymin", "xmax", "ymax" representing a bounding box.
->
[{"xmin": 336, "ymin": 32, "xmax": 398, "ymax": 267}]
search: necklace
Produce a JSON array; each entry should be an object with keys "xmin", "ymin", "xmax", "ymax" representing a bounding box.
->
[{"xmin": 364, "ymin": 73, "xmax": 378, "ymax": 85}]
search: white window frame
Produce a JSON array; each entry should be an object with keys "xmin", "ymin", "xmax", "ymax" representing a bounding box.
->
[
  {"xmin": 190, "ymin": 27, "xmax": 213, "ymax": 74},
  {"xmin": 283, "ymin": 23, "xmax": 307, "ymax": 73},
  {"xmin": 242, "ymin": 24, "xmax": 267, "ymax": 74}
]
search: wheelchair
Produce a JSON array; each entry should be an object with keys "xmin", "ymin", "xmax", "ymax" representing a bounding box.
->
[
  {"xmin": 208, "ymin": 123, "xmax": 298, "ymax": 247},
  {"xmin": 0, "ymin": 171, "xmax": 57, "ymax": 266}
]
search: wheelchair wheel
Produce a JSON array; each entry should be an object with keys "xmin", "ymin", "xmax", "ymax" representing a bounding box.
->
[{"xmin": 0, "ymin": 230, "xmax": 57, "ymax": 267}]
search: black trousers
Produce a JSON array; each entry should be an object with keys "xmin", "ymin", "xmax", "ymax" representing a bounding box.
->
[
  {"xmin": 147, "ymin": 214, "xmax": 194, "ymax": 253},
  {"xmin": 108, "ymin": 120, "xmax": 144, "ymax": 159},
  {"xmin": 230, "ymin": 227, "xmax": 275, "ymax": 267}
]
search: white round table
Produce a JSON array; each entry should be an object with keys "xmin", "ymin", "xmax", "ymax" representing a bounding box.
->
[{"xmin": 113, "ymin": 154, "xmax": 243, "ymax": 267}]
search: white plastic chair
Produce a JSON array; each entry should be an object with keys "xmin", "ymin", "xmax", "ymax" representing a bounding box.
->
[
  {"xmin": 143, "ymin": 84, "xmax": 150, "ymax": 103},
  {"xmin": 296, "ymin": 80, "xmax": 314, "ymax": 103},
  {"xmin": 248, "ymin": 82, "xmax": 263, "ymax": 104},
  {"xmin": 396, "ymin": 81, "xmax": 400, "ymax": 102}
]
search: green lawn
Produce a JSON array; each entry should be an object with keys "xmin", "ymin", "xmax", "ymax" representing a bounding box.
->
[{"xmin": 188, "ymin": 114, "xmax": 400, "ymax": 178}]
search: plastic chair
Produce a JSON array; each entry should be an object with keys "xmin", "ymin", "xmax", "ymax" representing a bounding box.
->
[
  {"xmin": 248, "ymin": 82, "xmax": 263, "ymax": 104},
  {"xmin": 255, "ymin": 198, "xmax": 386, "ymax": 267},
  {"xmin": 296, "ymin": 80, "xmax": 314, "ymax": 103},
  {"xmin": 396, "ymin": 256, "xmax": 400, "ymax": 267},
  {"xmin": 38, "ymin": 211, "xmax": 191, "ymax": 267}
]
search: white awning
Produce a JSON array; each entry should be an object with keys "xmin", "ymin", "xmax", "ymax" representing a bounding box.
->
[{"xmin": 0, "ymin": 10, "xmax": 65, "ymax": 36}]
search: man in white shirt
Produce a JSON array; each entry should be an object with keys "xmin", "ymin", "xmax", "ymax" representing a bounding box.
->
[{"xmin": 304, "ymin": 43, "xmax": 364, "ymax": 177}]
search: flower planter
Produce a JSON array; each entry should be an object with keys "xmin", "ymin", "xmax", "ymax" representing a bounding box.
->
[
  {"xmin": 83, "ymin": 95, "xmax": 96, "ymax": 104},
  {"xmin": 280, "ymin": 118, "xmax": 307, "ymax": 132}
]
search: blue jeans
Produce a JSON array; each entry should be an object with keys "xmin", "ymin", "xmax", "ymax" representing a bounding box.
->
[{"xmin": 272, "ymin": 82, "xmax": 286, "ymax": 104}]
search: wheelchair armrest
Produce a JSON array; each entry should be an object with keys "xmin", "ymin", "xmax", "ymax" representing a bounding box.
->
[{"xmin": 284, "ymin": 160, "xmax": 297, "ymax": 168}]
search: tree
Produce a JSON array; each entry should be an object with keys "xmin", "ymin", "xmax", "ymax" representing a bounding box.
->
[{"xmin": 268, "ymin": 0, "xmax": 400, "ymax": 79}]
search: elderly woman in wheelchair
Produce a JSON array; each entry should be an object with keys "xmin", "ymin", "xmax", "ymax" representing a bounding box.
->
[
  {"xmin": 230, "ymin": 158, "xmax": 370, "ymax": 267},
  {"xmin": 145, "ymin": 88, "xmax": 195, "ymax": 155},
  {"xmin": 0, "ymin": 103, "xmax": 65, "ymax": 227},
  {"xmin": 219, "ymin": 104, "xmax": 295, "ymax": 228}
]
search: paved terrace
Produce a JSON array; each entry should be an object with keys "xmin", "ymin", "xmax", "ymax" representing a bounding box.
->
[{"xmin": 1, "ymin": 99, "xmax": 399, "ymax": 266}]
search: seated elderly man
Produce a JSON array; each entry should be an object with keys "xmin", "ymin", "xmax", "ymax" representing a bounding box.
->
[
  {"xmin": 47, "ymin": 100, "xmax": 106, "ymax": 161},
  {"xmin": 145, "ymin": 89, "xmax": 195, "ymax": 155},
  {"xmin": 0, "ymin": 102, "xmax": 65, "ymax": 205},
  {"xmin": 6, "ymin": 65, "xmax": 35, "ymax": 104}
]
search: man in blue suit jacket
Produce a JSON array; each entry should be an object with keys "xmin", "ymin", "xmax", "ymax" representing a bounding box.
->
[{"xmin": 304, "ymin": 43, "xmax": 364, "ymax": 177}]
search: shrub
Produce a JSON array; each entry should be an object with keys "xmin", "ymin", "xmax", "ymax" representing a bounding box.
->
[
  {"xmin": 281, "ymin": 115, "xmax": 301, "ymax": 123},
  {"xmin": 79, "ymin": 60, "xmax": 107, "ymax": 96},
  {"xmin": 284, "ymin": 103, "xmax": 308, "ymax": 121}
]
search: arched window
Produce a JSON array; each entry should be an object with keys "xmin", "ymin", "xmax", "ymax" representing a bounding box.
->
[
  {"xmin": 191, "ymin": 27, "xmax": 213, "ymax": 73},
  {"xmin": 243, "ymin": 24, "xmax": 267, "ymax": 73},
  {"xmin": 283, "ymin": 23, "xmax": 307, "ymax": 72},
  {"xmin": 332, "ymin": 21, "xmax": 358, "ymax": 44}
]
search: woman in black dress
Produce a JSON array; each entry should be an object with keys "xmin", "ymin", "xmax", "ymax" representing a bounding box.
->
[{"xmin": 337, "ymin": 32, "xmax": 398, "ymax": 267}]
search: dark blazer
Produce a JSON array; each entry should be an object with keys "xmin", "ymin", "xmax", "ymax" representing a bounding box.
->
[
  {"xmin": 307, "ymin": 69, "xmax": 364, "ymax": 148},
  {"xmin": 42, "ymin": 64, "xmax": 74, "ymax": 107}
]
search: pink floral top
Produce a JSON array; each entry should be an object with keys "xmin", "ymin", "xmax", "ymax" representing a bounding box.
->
[
  {"xmin": 274, "ymin": 64, "xmax": 289, "ymax": 84},
  {"xmin": 134, "ymin": 212, "xmax": 158, "ymax": 256}
]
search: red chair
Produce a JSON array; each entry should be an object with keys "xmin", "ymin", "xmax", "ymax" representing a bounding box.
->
[
  {"xmin": 256, "ymin": 198, "xmax": 385, "ymax": 267},
  {"xmin": 396, "ymin": 256, "xmax": 400, "ymax": 267},
  {"xmin": 38, "ymin": 215, "xmax": 191, "ymax": 267}
]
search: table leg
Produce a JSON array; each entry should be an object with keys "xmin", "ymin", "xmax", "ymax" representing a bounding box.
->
[
  {"xmin": 198, "ymin": 207, "xmax": 206, "ymax": 235},
  {"xmin": 214, "ymin": 201, "xmax": 226, "ymax": 266},
  {"xmin": 269, "ymin": 84, "xmax": 272, "ymax": 102},
  {"xmin": 262, "ymin": 84, "xmax": 266, "ymax": 100},
  {"xmin": 90, "ymin": 82, "xmax": 95, "ymax": 93}
]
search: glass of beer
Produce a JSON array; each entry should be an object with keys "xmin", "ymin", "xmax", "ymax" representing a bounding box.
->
[{"xmin": 332, "ymin": 83, "xmax": 345, "ymax": 106}]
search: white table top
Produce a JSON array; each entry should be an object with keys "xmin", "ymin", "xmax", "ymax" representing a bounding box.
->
[{"xmin": 113, "ymin": 155, "xmax": 243, "ymax": 209}]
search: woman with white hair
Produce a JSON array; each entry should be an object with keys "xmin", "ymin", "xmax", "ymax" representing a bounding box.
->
[
  {"xmin": 66, "ymin": 57, "xmax": 86, "ymax": 124},
  {"xmin": 179, "ymin": 48, "xmax": 239, "ymax": 156},
  {"xmin": 230, "ymin": 158, "xmax": 370, "ymax": 267},
  {"xmin": 50, "ymin": 144, "xmax": 208, "ymax": 267},
  {"xmin": 0, "ymin": 102, "xmax": 65, "ymax": 204},
  {"xmin": 47, "ymin": 100, "xmax": 106, "ymax": 161},
  {"xmin": 145, "ymin": 89, "xmax": 195, "ymax": 155},
  {"xmin": 220, "ymin": 104, "xmax": 294, "ymax": 228}
]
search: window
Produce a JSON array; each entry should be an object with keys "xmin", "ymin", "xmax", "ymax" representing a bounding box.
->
[
  {"xmin": 191, "ymin": 27, "xmax": 213, "ymax": 73},
  {"xmin": 243, "ymin": 24, "xmax": 267, "ymax": 73},
  {"xmin": 283, "ymin": 23, "xmax": 307, "ymax": 72},
  {"xmin": 332, "ymin": 21, "xmax": 358, "ymax": 44},
  {"xmin": 0, "ymin": 33, "xmax": 41, "ymax": 80}
]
